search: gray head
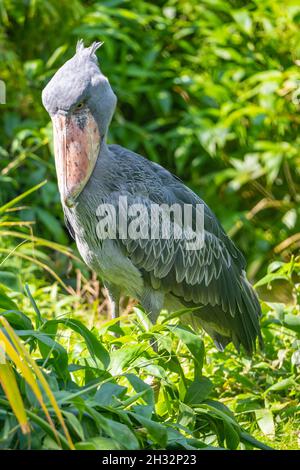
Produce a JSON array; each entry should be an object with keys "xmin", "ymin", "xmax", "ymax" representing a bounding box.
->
[{"xmin": 42, "ymin": 40, "xmax": 117, "ymax": 207}]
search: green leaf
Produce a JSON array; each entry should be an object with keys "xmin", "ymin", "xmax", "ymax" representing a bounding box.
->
[
  {"xmin": 62, "ymin": 411, "xmax": 85, "ymax": 441},
  {"xmin": 125, "ymin": 373, "xmax": 154, "ymax": 409},
  {"xmin": 265, "ymin": 377, "xmax": 295, "ymax": 394},
  {"xmin": 75, "ymin": 437, "xmax": 120, "ymax": 450},
  {"xmin": 17, "ymin": 330, "xmax": 69, "ymax": 379},
  {"xmin": 86, "ymin": 408, "xmax": 139, "ymax": 450},
  {"xmin": 94, "ymin": 382, "xmax": 127, "ymax": 406},
  {"xmin": 129, "ymin": 412, "xmax": 167, "ymax": 447},
  {"xmin": 184, "ymin": 377, "xmax": 213, "ymax": 405},
  {"xmin": 254, "ymin": 273, "xmax": 288, "ymax": 288},
  {"xmin": 0, "ymin": 310, "xmax": 33, "ymax": 330},
  {"xmin": 255, "ymin": 409, "xmax": 275, "ymax": 438},
  {"xmin": 25, "ymin": 284, "xmax": 43, "ymax": 328},
  {"xmin": 232, "ymin": 9, "xmax": 253, "ymax": 35},
  {"xmin": 224, "ymin": 421, "xmax": 240, "ymax": 450},
  {"xmin": 0, "ymin": 289, "xmax": 18, "ymax": 311},
  {"xmin": 35, "ymin": 207, "xmax": 67, "ymax": 244},
  {"xmin": 42, "ymin": 319, "xmax": 110, "ymax": 369},
  {"xmin": 283, "ymin": 314, "xmax": 300, "ymax": 335},
  {"xmin": 46, "ymin": 44, "xmax": 68, "ymax": 69},
  {"xmin": 109, "ymin": 344, "xmax": 144, "ymax": 375},
  {"xmin": 240, "ymin": 432, "xmax": 274, "ymax": 450},
  {"xmin": 0, "ymin": 272, "xmax": 21, "ymax": 292},
  {"xmin": 171, "ymin": 325, "xmax": 204, "ymax": 377}
]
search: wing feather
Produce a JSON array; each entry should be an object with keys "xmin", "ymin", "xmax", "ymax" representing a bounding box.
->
[{"xmin": 98, "ymin": 146, "xmax": 262, "ymax": 353}]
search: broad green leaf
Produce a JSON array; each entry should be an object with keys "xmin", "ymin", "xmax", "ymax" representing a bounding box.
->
[
  {"xmin": 0, "ymin": 310, "xmax": 33, "ymax": 330},
  {"xmin": 129, "ymin": 411, "xmax": 167, "ymax": 447},
  {"xmin": 0, "ymin": 272, "xmax": 21, "ymax": 292},
  {"xmin": 283, "ymin": 314, "xmax": 300, "ymax": 335},
  {"xmin": 0, "ymin": 289, "xmax": 18, "ymax": 311},
  {"xmin": 184, "ymin": 377, "xmax": 213, "ymax": 405},
  {"xmin": 86, "ymin": 408, "xmax": 139, "ymax": 450},
  {"xmin": 62, "ymin": 410, "xmax": 85, "ymax": 441},
  {"xmin": 255, "ymin": 409, "xmax": 275, "ymax": 438},
  {"xmin": 94, "ymin": 382, "xmax": 127, "ymax": 406},
  {"xmin": 75, "ymin": 437, "xmax": 120, "ymax": 450},
  {"xmin": 232, "ymin": 9, "xmax": 253, "ymax": 35},
  {"xmin": 265, "ymin": 377, "xmax": 295, "ymax": 394},
  {"xmin": 125, "ymin": 373, "xmax": 154, "ymax": 408},
  {"xmin": 109, "ymin": 344, "xmax": 144, "ymax": 375}
]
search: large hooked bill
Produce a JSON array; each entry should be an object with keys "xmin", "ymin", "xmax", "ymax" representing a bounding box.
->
[{"xmin": 52, "ymin": 110, "xmax": 100, "ymax": 208}]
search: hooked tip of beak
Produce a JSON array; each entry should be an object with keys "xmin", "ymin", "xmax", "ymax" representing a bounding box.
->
[{"xmin": 64, "ymin": 194, "xmax": 77, "ymax": 208}]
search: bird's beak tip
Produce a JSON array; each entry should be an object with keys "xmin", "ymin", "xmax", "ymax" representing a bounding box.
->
[{"xmin": 64, "ymin": 195, "xmax": 76, "ymax": 208}]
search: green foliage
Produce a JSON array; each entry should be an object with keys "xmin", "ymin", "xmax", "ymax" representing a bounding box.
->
[
  {"xmin": 0, "ymin": 278, "xmax": 298, "ymax": 449},
  {"xmin": 0, "ymin": 0, "xmax": 299, "ymax": 450},
  {"xmin": 1, "ymin": 0, "xmax": 299, "ymax": 273}
]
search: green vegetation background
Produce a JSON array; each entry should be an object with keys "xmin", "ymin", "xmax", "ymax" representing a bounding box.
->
[{"xmin": 0, "ymin": 0, "xmax": 299, "ymax": 450}]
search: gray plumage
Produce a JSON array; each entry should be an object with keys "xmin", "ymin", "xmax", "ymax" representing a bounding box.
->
[{"xmin": 42, "ymin": 42, "xmax": 262, "ymax": 355}]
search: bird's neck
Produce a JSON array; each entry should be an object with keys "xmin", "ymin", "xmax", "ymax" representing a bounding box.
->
[{"xmin": 100, "ymin": 136, "xmax": 109, "ymax": 155}]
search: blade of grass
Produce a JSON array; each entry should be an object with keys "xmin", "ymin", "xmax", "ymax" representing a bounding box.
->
[
  {"xmin": 0, "ymin": 221, "xmax": 35, "ymax": 227},
  {"xmin": 25, "ymin": 283, "xmax": 43, "ymax": 327},
  {"xmin": 0, "ymin": 180, "xmax": 47, "ymax": 214},
  {"xmin": 161, "ymin": 306, "xmax": 202, "ymax": 323}
]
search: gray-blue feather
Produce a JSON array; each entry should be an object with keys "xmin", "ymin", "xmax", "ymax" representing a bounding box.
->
[
  {"xmin": 65, "ymin": 144, "xmax": 262, "ymax": 354},
  {"xmin": 42, "ymin": 41, "xmax": 262, "ymax": 355}
]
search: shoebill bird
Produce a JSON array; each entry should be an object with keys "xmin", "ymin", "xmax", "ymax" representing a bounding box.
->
[{"xmin": 42, "ymin": 41, "xmax": 262, "ymax": 355}]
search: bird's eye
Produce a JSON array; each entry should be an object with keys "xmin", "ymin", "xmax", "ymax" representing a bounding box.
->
[{"xmin": 75, "ymin": 102, "xmax": 84, "ymax": 111}]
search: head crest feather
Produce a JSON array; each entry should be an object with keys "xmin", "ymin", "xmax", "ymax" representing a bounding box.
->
[{"xmin": 76, "ymin": 39, "xmax": 103, "ymax": 58}]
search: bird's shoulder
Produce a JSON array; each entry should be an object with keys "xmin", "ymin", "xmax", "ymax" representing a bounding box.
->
[
  {"xmin": 108, "ymin": 144, "xmax": 203, "ymax": 202},
  {"xmin": 108, "ymin": 144, "xmax": 173, "ymax": 182}
]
